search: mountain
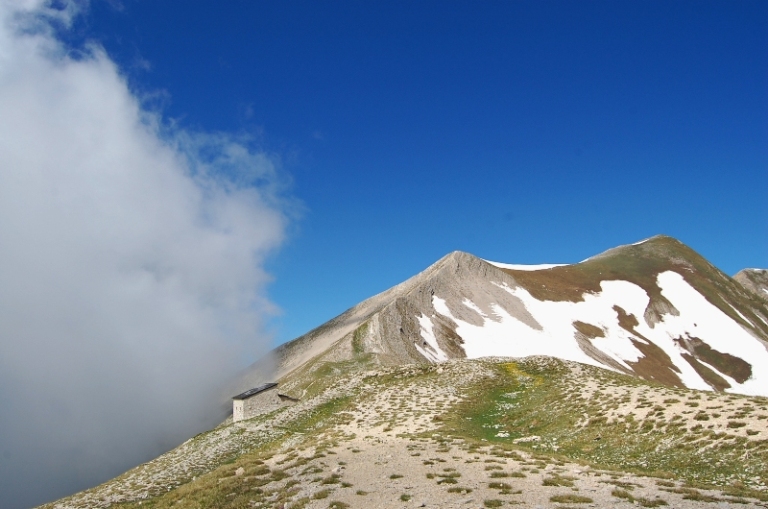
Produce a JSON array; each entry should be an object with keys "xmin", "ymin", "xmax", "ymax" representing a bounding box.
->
[
  {"xmin": 42, "ymin": 235, "xmax": 768, "ymax": 509},
  {"xmin": 242, "ymin": 235, "xmax": 768, "ymax": 397}
]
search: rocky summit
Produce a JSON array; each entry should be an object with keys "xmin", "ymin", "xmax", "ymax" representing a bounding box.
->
[{"xmin": 42, "ymin": 236, "xmax": 768, "ymax": 509}]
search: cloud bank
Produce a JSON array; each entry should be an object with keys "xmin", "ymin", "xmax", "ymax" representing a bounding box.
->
[{"xmin": 0, "ymin": 2, "xmax": 289, "ymax": 507}]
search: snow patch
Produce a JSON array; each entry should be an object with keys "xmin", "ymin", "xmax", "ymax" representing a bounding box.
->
[
  {"xmin": 432, "ymin": 296, "xmax": 452, "ymax": 319},
  {"xmin": 431, "ymin": 281, "xmax": 651, "ymax": 371},
  {"xmin": 727, "ymin": 301, "xmax": 753, "ymax": 327},
  {"xmin": 415, "ymin": 313, "xmax": 448, "ymax": 363},
  {"xmin": 654, "ymin": 271, "xmax": 768, "ymax": 396},
  {"xmin": 483, "ymin": 260, "xmax": 565, "ymax": 271},
  {"xmin": 462, "ymin": 298, "xmax": 488, "ymax": 318},
  {"xmin": 696, "ymin": 358, "xmax": 740, "ymax": 391},
  {"xmin": 498, "ymin": 280, "xmax": 649, "ymax": 370}
]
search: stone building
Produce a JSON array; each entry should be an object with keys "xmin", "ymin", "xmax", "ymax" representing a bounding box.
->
[{"xmin": 232, "ymin": 383, "xmax": 297, "ymax": 422}]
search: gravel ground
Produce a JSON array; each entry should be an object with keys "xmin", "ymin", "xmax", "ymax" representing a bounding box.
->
[{"xmin": 40, "ymin": 358, "xmax": 768, "ymax": 509}]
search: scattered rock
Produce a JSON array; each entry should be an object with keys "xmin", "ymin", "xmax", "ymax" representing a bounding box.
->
[{"xmin": 512, "ymin": 435, "xmax": 540, "ymax": 443}]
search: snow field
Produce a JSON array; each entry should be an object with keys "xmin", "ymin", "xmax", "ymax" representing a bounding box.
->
[{"xmin": 420, "ymin": 270, "xmax": 768, "ymax": 397}]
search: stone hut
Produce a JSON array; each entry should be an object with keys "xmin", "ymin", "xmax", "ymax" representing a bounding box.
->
[{"xmin": 232, "ymin": 383, "xmax": 298, "ymax": 422}]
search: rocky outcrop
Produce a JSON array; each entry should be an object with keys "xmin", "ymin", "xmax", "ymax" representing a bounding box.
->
[{"xmin": 735, "ymin": 268, "xmax": 768, "ymax": 302}]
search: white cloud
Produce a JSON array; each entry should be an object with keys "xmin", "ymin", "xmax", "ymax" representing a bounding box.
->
[{"xmin": 0, "ymin": 2, "xmax": 290, "ymax": 507}]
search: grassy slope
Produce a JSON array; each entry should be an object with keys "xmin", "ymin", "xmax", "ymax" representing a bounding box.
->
[{"xmin": 439, "ymin": 358, "xmax": 768, "ymax": 496}]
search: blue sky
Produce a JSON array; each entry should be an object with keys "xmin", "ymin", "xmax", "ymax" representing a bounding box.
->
[{"xmin": 68, "ymin": 0, "xmax": 767, "ymax": 344}]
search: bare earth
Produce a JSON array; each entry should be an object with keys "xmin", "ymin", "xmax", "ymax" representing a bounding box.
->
[{"xmin": 259, "ymin": 433, "xmax": 752, "ymax": 509}]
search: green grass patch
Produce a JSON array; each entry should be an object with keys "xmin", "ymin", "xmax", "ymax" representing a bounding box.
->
[
  {"xmin": 542, "ymin": 475, "xmax": 575, "ymax": 487},
  {"xmin": 550, "ymin": 494, "xmax": 593, "ymax": 503},
  {"xmin": 313, "ymin": 489, "xmax": 331, "ymax": 499},
  {"xmin": 434, "ymin": 358, "xmax": 768, "ymax": 492}
]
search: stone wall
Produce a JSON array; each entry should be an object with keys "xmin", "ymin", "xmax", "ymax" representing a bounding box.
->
[{"xmin": 234, "ymin": 388, "xmax": 294, "ymax": 422}]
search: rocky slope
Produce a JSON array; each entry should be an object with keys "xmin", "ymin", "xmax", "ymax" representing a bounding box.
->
[{"xmin": 735, "ymin": 268, "xmax": 768, "ymax": 302}]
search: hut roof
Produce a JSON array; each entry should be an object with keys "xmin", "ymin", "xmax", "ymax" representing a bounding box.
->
[{"xmin": 232, "ymin": 382, "xmax": 278, "ymax": 400}]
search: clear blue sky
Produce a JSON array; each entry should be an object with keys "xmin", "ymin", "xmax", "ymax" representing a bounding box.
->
[{"xmin": 73, "ymin": 0, "xmax": 766, "ymax": 346}]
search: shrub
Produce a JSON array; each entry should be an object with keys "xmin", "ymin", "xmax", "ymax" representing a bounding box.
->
[
  {"xmin": 549, "ymin": 494, "xmax": 593, "ymax": 503},
  {"xmin": 313, "ymin": 489, "xmax": 331, "ymax": 499}
]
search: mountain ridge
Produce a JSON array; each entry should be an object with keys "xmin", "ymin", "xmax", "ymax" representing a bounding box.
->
[{"xmin": 240, "ymin": 235, "xmax": 768, "ymax": 398}]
